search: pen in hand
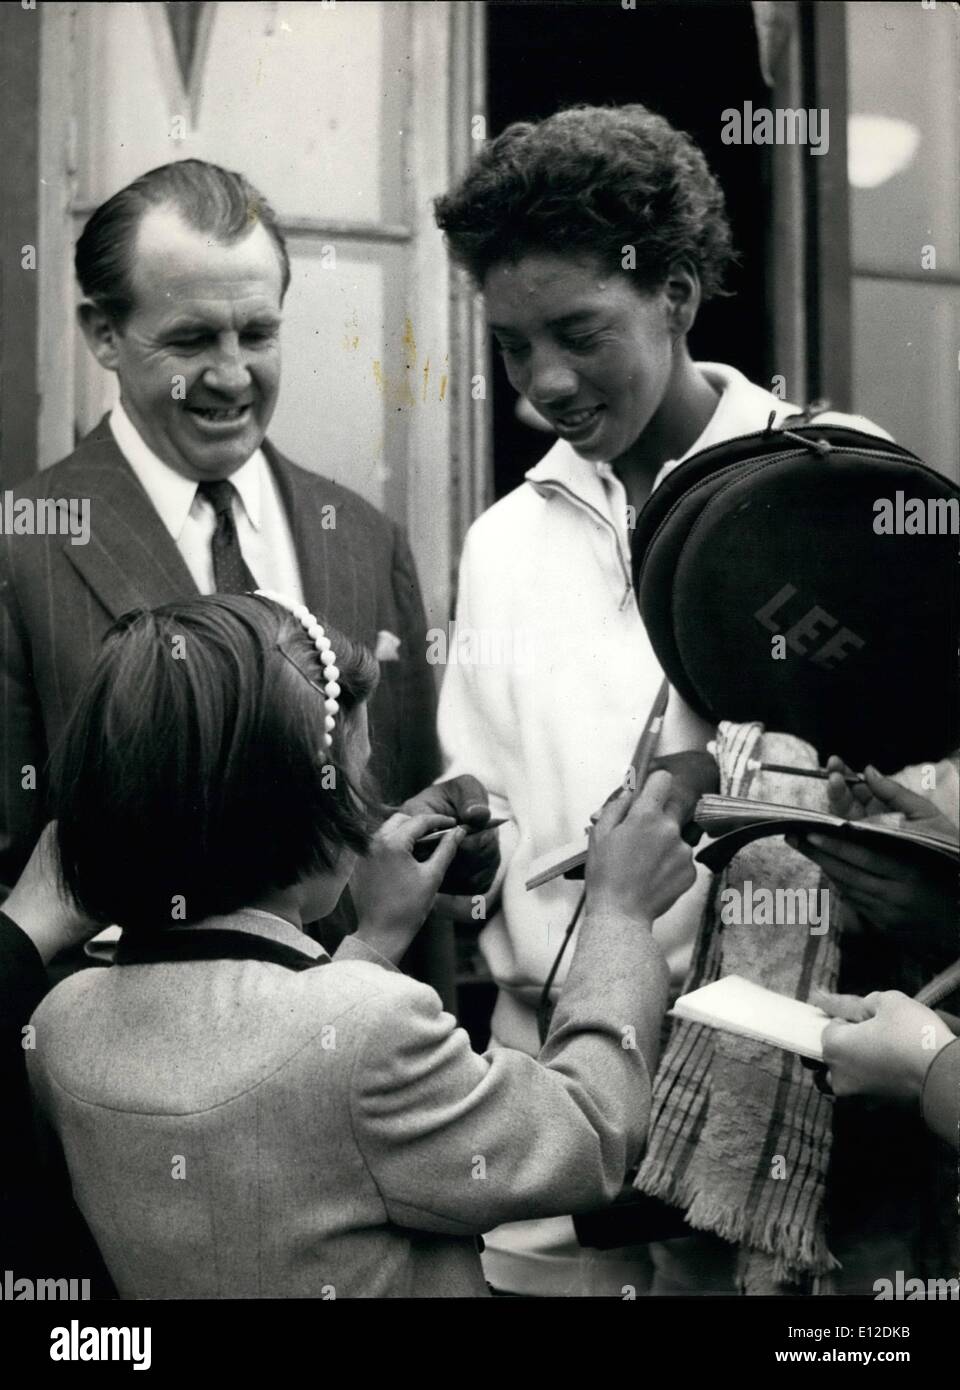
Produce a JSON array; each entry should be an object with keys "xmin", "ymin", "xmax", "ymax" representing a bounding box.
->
[
  {"xmin": 413, "ymin": 818, "xmax": 508, "ymax": 859},
  {"xmin": 746, "ymin": 760, "xmax": 866, "ymax": 786},
  {"xmin": 587, "ymin": 678, "xmax": 670, "ymax": 831}
]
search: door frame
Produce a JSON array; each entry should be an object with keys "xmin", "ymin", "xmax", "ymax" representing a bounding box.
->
[{"xmin": 767, "ymin": 0, "xmax": 851, "ymax": 410}]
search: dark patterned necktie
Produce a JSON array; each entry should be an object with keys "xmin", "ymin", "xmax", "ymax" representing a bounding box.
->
[{"xmin": 196, "ymin": 478, "xmax": 258, "ymax": 593}]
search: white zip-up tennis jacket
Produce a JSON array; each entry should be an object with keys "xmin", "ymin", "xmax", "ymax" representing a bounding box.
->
[{"xmin": 438, "ymin": 364, "xmax": 892, "ymax": 1059}]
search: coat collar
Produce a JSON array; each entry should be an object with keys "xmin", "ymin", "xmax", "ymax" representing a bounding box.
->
[
  {"xmin": 168, "ymin": 909, "xmax": 330, "ymax": 960},
  {"xmin": 523, "ymin": 362, "xmax": 790, "ymax": 510},
  {"xmin": 524, "ymin": 435, "xmax": 615, "ymax": 519}
]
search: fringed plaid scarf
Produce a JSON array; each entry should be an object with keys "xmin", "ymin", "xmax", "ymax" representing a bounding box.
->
[{"xmin": 634, "ymin": 722, "xmax": 844, "ymax": 1293}]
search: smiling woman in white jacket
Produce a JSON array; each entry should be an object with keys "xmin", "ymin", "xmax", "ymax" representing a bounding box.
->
[{"xmin": 434, "ymin": 103, "xmax": 892, "ymax": 1296}]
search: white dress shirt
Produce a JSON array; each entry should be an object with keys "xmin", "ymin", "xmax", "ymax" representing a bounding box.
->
[{"xmin": 109, "ymin": 400, "xmax": 304, "ymax": 602}]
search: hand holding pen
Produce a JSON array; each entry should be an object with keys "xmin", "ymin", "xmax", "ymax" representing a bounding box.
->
[
  {"xmin": 586, "ymin": 683, "xmax": 717, "ymax": 844},
  {"xmin": 395, "ymin": 773, "xmax": 504, "ymax": 896},
  {"xmin": 413, "ymin": 817, "xmax": 508, "ymax": 858},
  {"xmin": 586, "ymin": 679, "xmax": 670, "ymax": 832},
  {"xmin": 746, "ymin": 758, "xmax": 866, "ymax": 786}
]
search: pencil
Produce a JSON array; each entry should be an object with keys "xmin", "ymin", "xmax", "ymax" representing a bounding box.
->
[
  {"xmin": 748, "ymin": 760, "xmax": 865, "ymax": 786},
  {"xmin": 415, "ymin": 817, "xmax": 508, "ymax": 848},
  {"xmin": 585, "ymin": 678, "xmax": 671, "ymax": 830},
  {"xmin": 631, "ymin": 677, "xmax": 671, "ymax": 786}
]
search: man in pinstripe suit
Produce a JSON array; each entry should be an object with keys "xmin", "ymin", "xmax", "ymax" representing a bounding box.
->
[{"xmin": 0, "ymin": 161, "xmax": 492, "ymax": 908}]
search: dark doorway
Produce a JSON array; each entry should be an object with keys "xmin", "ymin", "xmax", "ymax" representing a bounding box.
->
[{"xmin": 486, "ymin": 0, "xmax": 772, "ymax": 499}]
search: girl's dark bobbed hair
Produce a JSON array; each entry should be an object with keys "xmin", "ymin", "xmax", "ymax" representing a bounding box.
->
[{"xmin": 52, "ymin": 593, "xmax": 379, "ymax": 932}]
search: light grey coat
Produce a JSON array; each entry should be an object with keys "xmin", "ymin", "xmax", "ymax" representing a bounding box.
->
[{"xmin": 28, "ymin": 907, "xmax": 668, "ymax": 1298}]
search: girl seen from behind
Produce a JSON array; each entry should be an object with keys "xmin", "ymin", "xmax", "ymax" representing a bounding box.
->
[{"xmin": 28, "ymin": 592, "xmax": 694, "ymax": 1297}]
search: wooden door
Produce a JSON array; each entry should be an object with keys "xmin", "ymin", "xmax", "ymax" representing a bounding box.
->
[{"xmin": 35, "ymin": 0, "xmax": 491, "ymax": 628}]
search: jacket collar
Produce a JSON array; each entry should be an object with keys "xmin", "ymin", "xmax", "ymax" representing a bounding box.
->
[
  {"xmin": 523, "ymin": 362, "xmax": 789, "ymax": 509},
  {"xmin": 57, "ymin": 418, "xmax": 333, "ymax": 625},
  {"xmin": 525, "ymin": 437, "xmax": 614, "ymax": 519},
  {"xmin": 57, "ymin": 417, "xmax": 200, "ymax": 620},
  {"xmin": 168, "ymin": 908, "xmax": 330, "ymax": 960},
  {"xmin": 261, "ymin": 439, "xmax": 347, "ymax": 621}
]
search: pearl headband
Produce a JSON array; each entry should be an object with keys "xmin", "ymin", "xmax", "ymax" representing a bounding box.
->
[{"xmin": 255, "ymin": 589, "xmax": 341, "ymax": 748}]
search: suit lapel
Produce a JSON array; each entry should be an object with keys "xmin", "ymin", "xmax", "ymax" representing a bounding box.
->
[
  {"xmin": 61, "ymin": 426, "xmax": 379, "ymax": 635},
  {"xmin": 265, "ymin": 442, "xmax": 372, "ymax": 641},
  {"xmin": 59, "ymin": 419, "xmax": 200, "ymax": 619}
]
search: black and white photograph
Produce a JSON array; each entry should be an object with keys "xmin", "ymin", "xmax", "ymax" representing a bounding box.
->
[{"xmin": 0, "ymin": 0, "xmax": 957, "ymax": 1366}]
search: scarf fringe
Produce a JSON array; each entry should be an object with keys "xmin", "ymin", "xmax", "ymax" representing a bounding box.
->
[
  {"xmin": 635, "ymin": 724, "xmax": 845, "ymax": 1292},
  {"xmin": 638, "ymin": 1164, "xmax": 841, "ymax": 1280}
]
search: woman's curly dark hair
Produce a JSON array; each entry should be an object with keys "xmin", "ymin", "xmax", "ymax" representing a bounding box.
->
[{"xmin": 435, "ymin": 103, "xmax": 736, "ymax": 298}]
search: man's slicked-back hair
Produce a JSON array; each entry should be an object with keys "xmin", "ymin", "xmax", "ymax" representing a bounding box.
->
[
  {"xmin": 51, "ymin": 594, "xmax": 379, "ymax": 933},
  {"xmin": 75, "ymin": 158, "xmax": 291, "ymax": 325},
  {"xmin": 435, "ymin": 103, "xmax": 736, "ymax": 298}
]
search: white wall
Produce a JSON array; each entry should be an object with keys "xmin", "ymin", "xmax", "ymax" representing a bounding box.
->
[{"xmin": 847, "ymin": 0, "xmax": 960, "ymax": 480}]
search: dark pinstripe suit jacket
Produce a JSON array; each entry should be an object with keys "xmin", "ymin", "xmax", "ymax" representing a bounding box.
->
[{"xmin": 0, "ymin": 417, "xmax": 440, "ymax": 888}]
